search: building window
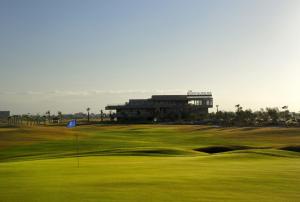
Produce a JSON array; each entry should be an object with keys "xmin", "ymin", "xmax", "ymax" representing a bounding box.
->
[
  {"xmin": 188, "ymin": 100, "xmax": 204, "ymax": 105},
  {"xmin": 206, "ymin": 100, "xmax": 210, "ymax": 105}
]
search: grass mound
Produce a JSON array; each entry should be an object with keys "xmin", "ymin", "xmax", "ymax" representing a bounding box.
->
[
  {"xmin": 120, "ymin": 148, "xmax": 193, "ymax": 156},
  {"xmin": 79, "ymin": 147, "xmax": 196, "ymax": 157}
]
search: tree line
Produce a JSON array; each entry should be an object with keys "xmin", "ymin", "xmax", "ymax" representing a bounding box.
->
[
  {"xmin": 7, "ymin": 108, "xmax": 107, "ymax": 126},
  {"xmin": 6, "ymin": 105, "xmax": 300, "ymax": 127},
  {"xmin": 206, "ymin": 105, "xmax": 300, "ymax": 127}
]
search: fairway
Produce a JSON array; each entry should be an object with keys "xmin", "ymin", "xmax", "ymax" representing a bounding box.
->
[{"xmin": 0, "ymin": 125, "xmax": 300, "ymax": 202}]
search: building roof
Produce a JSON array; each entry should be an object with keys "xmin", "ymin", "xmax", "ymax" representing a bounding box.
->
[{"xmin": 151, "ymin": 95, "xmax": 187, "ymax": 101}]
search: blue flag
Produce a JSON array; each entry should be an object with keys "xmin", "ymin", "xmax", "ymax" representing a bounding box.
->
[{"xmin": 67, "ymin": 119, "xmax": 77, "ymax": 128}]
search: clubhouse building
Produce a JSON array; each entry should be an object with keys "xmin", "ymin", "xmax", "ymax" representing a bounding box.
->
[
  {"xmin": 0, "ymin": 111, "xmax": 10, "ymax": 120},
  {"xmin": 105, "ymin": 91, "xmax": 213, "ymax": 122}
]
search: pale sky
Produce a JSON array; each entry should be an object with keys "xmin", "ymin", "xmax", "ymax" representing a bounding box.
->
[{"xmin": 0, "ymin": 0, "xmax": 300, "ymax": 114}]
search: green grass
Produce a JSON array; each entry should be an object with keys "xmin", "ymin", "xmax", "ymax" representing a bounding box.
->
[{"xmin": 0, "ymin": 125, "xmax": 300, "ymax": 201}]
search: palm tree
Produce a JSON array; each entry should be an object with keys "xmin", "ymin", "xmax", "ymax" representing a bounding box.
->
[
  {"xmin": 46, "ymin": 110, "xmax": 51, "ymax": 124},
  {"xmin": 100, "ymin": 110, "xmax": 104, "ymax": 122},
  {"xmin": 282, "ymin": 106, "xmax": 288, "ymax": 122},
  {"xmin": 58, "ymin": 111, "xmax": 62, "ymax": 124},
  {"xmin": 234, "ymin": 104, "xmax": 243, "ymax": 125},
  {"xmin": 86, "ymin": 107, "xmax": 90, "ymax": 122},
  {"xmin": 235, "ymin": 104, "xmax": 240, "ymax": 112},
  {"xmin": 27, "ymin": 113, "xmax": 31, "ymax": 126},
  {"xmin": 42, "ymin": 115, "xmax": 47, "ymax": 125},
  {"xmin": 235, "ymin": 104, "xmax": 243, "ymax": 113}
]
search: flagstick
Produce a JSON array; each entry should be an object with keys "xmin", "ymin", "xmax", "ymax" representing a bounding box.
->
[
  {"xmin": 68, "ymin": 119, "xmax": 79, "ymax": 168},
  {"xmin": 76, "ymin": 132, "xmax": 79, "ymax": 168}
]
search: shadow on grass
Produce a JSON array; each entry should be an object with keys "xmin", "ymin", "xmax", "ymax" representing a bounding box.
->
[
  {"xmin": 0, "ymin": 148, "xmax": 198, "ymax": 163},
  {"xmin": 194, "ymin": 146, "xmax": 253, "ymax": 154},
  {"xmin": 81, "ymin": 148, "xmax": 195, "ymax": 156},
  {"xmin": 0, "ymin": 125, "xmax": 19, "ymax": 128},
  {"xmin": 280, "ymin": 146, "xmax": 300, "ymax": 153}
]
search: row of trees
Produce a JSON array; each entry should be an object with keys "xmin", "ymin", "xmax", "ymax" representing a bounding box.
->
[
  {"xmin": 207, "ymin": 105, "xmax": 300, "ymax": 127},
  {"xmin": 45, "ymin": 108, "xmax": 105, "ymax": 123},
  {"xmin": 8, "ymin": 114, "xmax": 48, "ymax": 126},
  {"xmin": 8, "ymin": 108, "xmax": 106, "ymax": 126},
  {"xmin": 7, "ymin": 105, "xmax": 299, "ymax": 127}
]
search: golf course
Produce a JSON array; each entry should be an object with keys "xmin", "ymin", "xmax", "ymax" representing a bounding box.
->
[{"xmin": 0, "ymin": 125, "xmax": 299, "ymax": 202}]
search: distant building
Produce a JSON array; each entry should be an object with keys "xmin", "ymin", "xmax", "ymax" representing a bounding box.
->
[
  {"xmin": 0, "ymin": 111, "xmax": 10, "ymax": 120},
  {"xmin": 105, "ymin": 91, "xmax": 213, "ymax": 121}
]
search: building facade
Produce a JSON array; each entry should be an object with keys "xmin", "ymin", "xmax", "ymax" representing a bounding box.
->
[
  {"xmin": 105, "ymin": 91, "xmax": 213, "ymax": 121},
  {"xmin": 0, "ymin": 111, "xmax": 10, "ymax": 120}
]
